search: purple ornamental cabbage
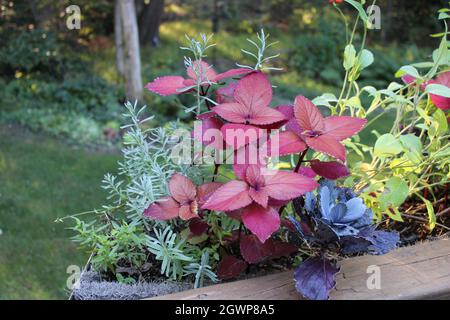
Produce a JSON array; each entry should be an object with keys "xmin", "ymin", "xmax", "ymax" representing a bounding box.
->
[{"xmin": 289, "ymin": 180, "xmax": 399, "ymax": 300}]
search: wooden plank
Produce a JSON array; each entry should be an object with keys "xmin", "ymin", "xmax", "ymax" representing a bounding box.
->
[{"xmin": 148, "ymin": 239, "xmax": 450, "ymax": 300}]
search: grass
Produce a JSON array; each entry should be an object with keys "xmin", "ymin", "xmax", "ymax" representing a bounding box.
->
[{"xmin": 0, "ymin": 125, "xmax": 120, "ymax": 299}]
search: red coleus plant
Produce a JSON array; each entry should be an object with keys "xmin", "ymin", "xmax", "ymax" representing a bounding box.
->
[
  {"xmin": 144, "ymin": 173, "xmax": 222, "ymax": 220},
  {"xmin": 145, "ymin": 60, "xmax": 252, "ymax": 96},
  {"xmin": 276, "ymin": 95, "xmax": 367, "ymax": 161},
  {"xmin": 402, "ymin": 71, "xmax": 450, "ymax": 111},
  {"xmin": 212, "ymin": 72, "xmax": 286, "ymax": 126},
  {"xmin": 143, "ymin": 62, "xmax": 368, "ymax": 283},
  {"xmin": 202, "ymin": 165, "xmax": 318, "ymax": 242}
]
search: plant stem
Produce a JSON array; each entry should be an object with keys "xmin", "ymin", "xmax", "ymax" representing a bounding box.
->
[
  {"xmin": 212, "ymin": 163, "xmax": 220, "ymax": 182},
  {"xmin": 294, "ymin": 149, "xmax": 309, "ymax": 173}
]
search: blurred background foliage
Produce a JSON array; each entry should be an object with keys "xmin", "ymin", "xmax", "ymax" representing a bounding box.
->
[
  {"xmin": 0, "ymin": 0, "xmax": 447, "ymax": 299},
  {"xmin": 0, "ymin": 0, "xmax": 446, "ymax": 143}
]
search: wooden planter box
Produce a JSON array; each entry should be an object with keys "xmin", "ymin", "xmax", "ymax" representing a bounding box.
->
[{"xmin": 147, "ymin": 239, "xmax": 450, "ymax": 300}]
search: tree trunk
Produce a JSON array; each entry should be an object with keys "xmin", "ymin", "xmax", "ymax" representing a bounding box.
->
[
  {"xmin": 138, "ymin": 0, "xmax": 165, "ymax": 46},
  {"xmin": 119, "ymin": 0, "xmax": 143, "ymax": 101},
  {"xmin": 115, "ymin": 0, "xmax": 125, "ymax": 78},
  {"xmin": 211, "ymin": 0, "xmax": 219, "ymax": 33}
]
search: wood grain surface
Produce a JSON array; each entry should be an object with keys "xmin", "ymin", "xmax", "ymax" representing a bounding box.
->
[{"xmin": 148, "ymin": 239, "xmax": 450, "ymax": 300}]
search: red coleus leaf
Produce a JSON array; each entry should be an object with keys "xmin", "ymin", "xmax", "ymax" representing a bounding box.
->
[
  {"xmin": 204, "ymin": 166, "xmax": 317, "ymax": 212},
  {"xmin": 193, "ymin": 117, "xmax": 226, "ymax": 150},
  {"xmin": 144, "ymin": 174, "xmax": 217, "ymax": 221},
  {"xmin": 282, "ymin": 95, "xmax": 367, "ymax": 161},
  {"xmin": 212, "ymin": 72, "xmax": 285, "ymax": 126},
  {"xmin": 429, "ymin": 71, "xmax": 450, "ymax": 110},
  {"xmin": 263, "ymin": 169, "xmax": 319, "ymax": 201},
  {"xmin": 186, "ymin": 60, "xmax": 217, "ymax": 83},
  {"xmin": 241, "ymin": 204, "xmax": 280, "ymax": 243},
  {"xmin": 298, "ymin": 166, "xmax": 317, "ymax": 178},
  {"xmin": 305, "ymin": 134, "xmax": 346, "ymax": 161},
  {"xmin": 269, "ymin": 241, "xmax": 298, "ymax": 259},
  {"xmin": 310, "ymin": 159, "xmax": 350, "ymax": 180},
  {"xmin": 217, "ymin": 256, "xmax": 248, "ymax": 280},
  {"xmin": 197, "ymin": 182, "xmax": 223, "ymax": 206},
  {"xmin": 145, "ymin": 61, "xmax": 251, "ymax": 96},
  {"xmin": 232, "ymin": 143, "xmax": 267, "ymax": 180},
  {"xmin": 275, "ymin": 131, "xmax": 308, "ymax": 156},
  {"xmin": 294, "ymin": 95, "xmax": 325, "ymax": 132},
  {"xmin": 323, "ymin": 116, "xmax": 368, "ymax": 141},
  {"xmin": 221, "ymin": 123, "xmax": 265, "ymax": 149},
  {"xmin": 216, "ymin": 82, "xmax": 237, "ymax": 104},
  {"xmin": 144, "ymin": 76, "xmax": 187, "ymax": 96},
  {"xmin": 214, "ymin": 68, "xmax": 253, "ymax": 82},
  {"xmin": 202, "ymin": 180, "xmax": 253, "ymax": 211},
  {"xmin": 189, "ymin": 218, "xmax": 209, "ymax": 236},
  {"xmin": 143, "ymin": 196, "xmax": 180, "ymax": 220},
  {"xmin": 169, "ymin": 173, "xmax": 197, "ymax": 204},
  {"xmin": 240, "ymin": 234, "xmax": 273, "ymax": 264}
]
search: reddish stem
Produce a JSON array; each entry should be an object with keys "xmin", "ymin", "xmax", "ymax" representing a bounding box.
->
[{"xmin": 294, "ymin": 148, "xmax": 309, "ymax": 173}]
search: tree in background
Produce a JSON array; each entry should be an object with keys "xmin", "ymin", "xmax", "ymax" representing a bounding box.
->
[
  {"xmin": 118, "ymin": 0, "xmax": 143, "ymax": 101},
  {"xmin": 137, "ymin": 0, "xmax": 165, "ymax": 47}
]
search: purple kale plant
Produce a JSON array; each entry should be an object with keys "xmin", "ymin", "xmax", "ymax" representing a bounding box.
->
[{"xmin": 289, "ymin": 180, "xmax": 399, "ymax": 300}]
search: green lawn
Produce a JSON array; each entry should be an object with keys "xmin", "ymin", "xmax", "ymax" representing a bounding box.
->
[{"xmin": 0, "ymin": 126, "xmax": 120, "ymax": 299}]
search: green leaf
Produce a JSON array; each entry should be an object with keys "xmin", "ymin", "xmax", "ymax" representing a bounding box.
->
[
  {"xmin": 425, "ymin": 199, "xmax": 436, "ymax": 231},
  {"xmin": 435, "ymin": 146, "xmax": 450, "ymax": 158},
  {"xmin": 426, "ymin": 83, "xmax": 450, "ymax": 98},
  {"xmin": 380, "ymin": 177, "xmax": 409, "ymax": 211},
  {"xmin": 346, "ymin": 96, "xmax": 362, "ymax": 108},
  {"xmin": 430, "ymin": 36, "xmax": 449, "ymax": 75},
  {"xmin": 374, "ymin": 133, "xmax": 403, "ymax": 157},
  {"xmin": 438, "ymin": 12, "xmax": 450, "ymax": 20},
  {"xmin": 359, "ymin": 49, "xmax": 374, "ymax": 69},
  {"xmin": 395, "ymin": 65, "xmax": 420, "ymax": 79},
  {"xmin": 345, "ymin": 0, "xmax": 369, "ymax": 23},
  {"xmin": 400, "ymin": 134, "xmax": 422, "ymax": 153},
  {"xmin": 343, "ymin": 44, "xmax": 357, "ymax": 71},
  {"xmin": 416, "ymin": 194, "xmax": 436, "ymax": 231},
  {"xmin": 433, "ymin": 108, "xmax": 448, "ymax": 135}
]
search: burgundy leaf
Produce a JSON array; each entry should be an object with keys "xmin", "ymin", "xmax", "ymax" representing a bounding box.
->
[
  {"xmin": 217, "ymin": 256, "xmax": 248, "ymax": 280},
  {"xmin": 189, "ymin": 219, "xmax": 209, "ymax": 236},
  {"xmin": 298, "ymin": 166, "xmax": 317, "ymax": 178},
  {"xmin": 269, "ymin": 241, "xmax": 298, "ymax": 259},
  {"xmin": 310, "ymin": 160, "xmax": 350, "ymax": 180},
  {"xmin": 239, "ymin": 234, "xmax": 273, "ymax": 264}
]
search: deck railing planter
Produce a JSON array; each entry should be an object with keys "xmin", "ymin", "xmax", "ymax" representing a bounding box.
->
[
  {"xmin": 147, "ymin": 239, "xmax": 450, "ymax": 300},
  {"xmin": 67, "ymin": 2, "xmax": 450, "ymax": 302}
]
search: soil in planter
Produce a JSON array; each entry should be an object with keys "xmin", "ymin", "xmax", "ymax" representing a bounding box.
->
[{"xmin": 385, "ymin": 185, "xmax": 450, "ymax": 246}]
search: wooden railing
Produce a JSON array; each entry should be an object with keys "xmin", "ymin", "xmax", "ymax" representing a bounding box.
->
[{"xmin": 148, "ymin": 239, "xmax": 450, "ymax": 300}]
